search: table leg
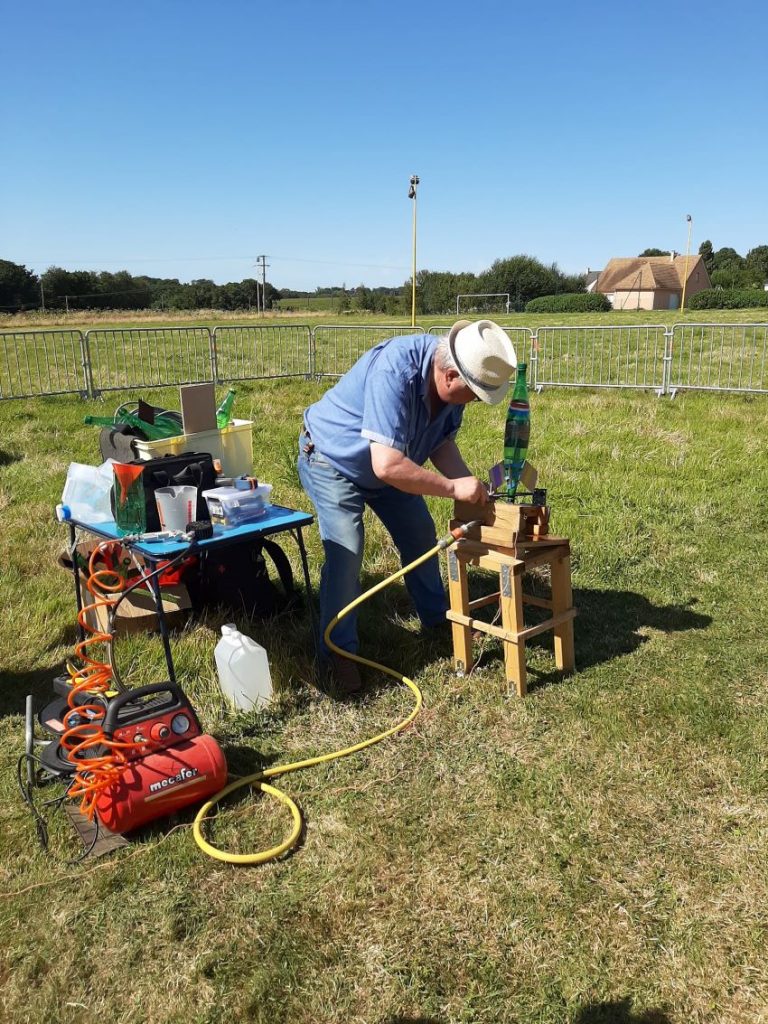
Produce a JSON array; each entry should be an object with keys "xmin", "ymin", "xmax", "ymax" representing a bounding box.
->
[
  {"xmin": 147, "ymin": 563, "xmax": 177, "ymax": 684},
  {"xmin": 68, "ymin": 523, "xmax": 86, "ymax": 644}
]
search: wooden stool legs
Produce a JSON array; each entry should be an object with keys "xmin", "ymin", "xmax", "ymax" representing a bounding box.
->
[
  {"xmin": 499, "ymin": 562, "xmax": 527, "ymax": 698},
  {"xmin": 445, "ymin": 541, "xmax": 576, "ymax": 697},
  {"xmin": 446, "ymin": 549, "xmax": 472, "ymax": 676},
  {"xmin": 551, "ymin": 551, "xmax": 576, "ymax": 675}
]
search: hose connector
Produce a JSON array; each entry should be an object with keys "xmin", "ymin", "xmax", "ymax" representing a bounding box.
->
[{"xmin": 437, "ymin": 519, "xmax": 482, "ymax": 550}]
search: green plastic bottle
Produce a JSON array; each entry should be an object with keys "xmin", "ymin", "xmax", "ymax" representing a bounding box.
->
[
  {"xmin": 503, "ymin": 363, "xmax": 530, "ymax": 500},
  {"xmin": 216, "ymin": 389, "xmax": 236, "ymax": 429},
  {"xmin": 84, "ymin": 411, "xmax": 181, "ymax": 441}
]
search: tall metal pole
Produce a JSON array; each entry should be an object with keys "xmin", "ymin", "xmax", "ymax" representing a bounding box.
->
[
  {"xmin": 680, "ymin": 214, "xmax": 693, "ymax": 314},
  {"xmin": 408, "ymin": 175, "xmax": 419, "ymax": 328},
  {"xmin": 257, "ymin": 260, "xmax": 264, "ymax": 315},
  {"xmin": 40, "ymin": 280, "xmax": 45, "ymax": 312},
  {"xmin": 258, "ymin": 254, "xmax": 269, "ymax": 315}
]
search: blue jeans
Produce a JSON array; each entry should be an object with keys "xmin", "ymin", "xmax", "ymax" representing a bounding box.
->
[{"xmin": 297, "ymin": 428, "xmax": 448, "ymax": 658}]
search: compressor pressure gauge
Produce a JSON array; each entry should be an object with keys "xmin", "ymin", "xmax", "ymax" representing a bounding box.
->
[{"xmin": 171, "ymin": 713, "xmax": 191, "ymax": 735}]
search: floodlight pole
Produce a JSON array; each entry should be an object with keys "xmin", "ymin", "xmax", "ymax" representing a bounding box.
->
[
  {"xmin": 680, "ymin": 214, "xmax": 693, "ymax": 314},
  {"xmin": 409, "ymin": 175, "xmax": 419, "ymax": 327}
]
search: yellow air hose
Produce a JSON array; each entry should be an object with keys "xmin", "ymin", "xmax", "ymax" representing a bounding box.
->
[{"xmin": 192, "ymin": 521, "xmax": 476, "ymax": 864}]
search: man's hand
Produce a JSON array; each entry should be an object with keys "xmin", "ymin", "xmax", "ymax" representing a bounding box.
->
[{"xmin": 451, "ymin": 476, "xmax": 488, "ymax": 505}]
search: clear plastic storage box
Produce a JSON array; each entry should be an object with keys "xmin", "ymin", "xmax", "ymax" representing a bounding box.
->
[{"xmin": 202, "ymin": 484, "xmax": 273, "ymax": 529}]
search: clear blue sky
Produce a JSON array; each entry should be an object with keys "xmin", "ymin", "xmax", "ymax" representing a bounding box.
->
[{"xmin": 2, "ymin": 0, "xmax": 766, "ymax": 290}]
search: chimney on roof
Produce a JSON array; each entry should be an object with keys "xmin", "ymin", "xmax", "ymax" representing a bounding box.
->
[{"xmin": 669, "ymin": 250, "xmax": 678, "ymax": 261}]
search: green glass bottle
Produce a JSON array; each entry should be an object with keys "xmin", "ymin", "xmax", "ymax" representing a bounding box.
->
[
  {"xmin": 503, "ymin": 363, "xmax": 530, "ymax": 500},
  {"xmin": 84, "ymin": 411, "xmax": 181, "ymax": 441},
  {"xmin": 216, "ymin": 388, "xmax": 236, "ymax": 429}
]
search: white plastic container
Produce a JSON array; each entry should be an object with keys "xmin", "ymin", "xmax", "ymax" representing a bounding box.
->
[
  {"xmin": 133, "ymin": 419, "xmax": 254, "ymax": 477},
  {"xmin": 214, "ymin": 624, "xmax": 273, "ymax": 710},
  {"xmin": 58, "ymin": 460, "xmax": 115, "ymax": 523},
  {"xmin": 203, "ymin": 483, "xmax": 272, "ymax": 529}
]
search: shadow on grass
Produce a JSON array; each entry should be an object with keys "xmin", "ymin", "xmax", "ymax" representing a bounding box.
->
[
  {"xmin": 1, "ymin": 582, "xmax": 711, "ymax": 720},
  {"xmin": 355, "ymin": 576, "xmax": 712, "ymax": 691},
  {"xmin": 567, "ymin": 586, "xmax": 711, "ymax": 671},
  {"xmin": 0, "ymin": 448, "xmax": 22, "ymax": 467},
  {"xmin": 384, "ymin": 1017, "xmax": 443, "ymax": 1024},
  {"xmin": 0, "ymin": 666, "xmax": 62, "ymax": 720},
  {"xmin": 574, "ymin": 997, "xmax": 671, "ymax": 1023}
]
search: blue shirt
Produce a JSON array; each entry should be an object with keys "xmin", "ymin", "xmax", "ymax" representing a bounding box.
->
[{"xmin": 304, "ymin": 333, "xmax": 464, "ymax": 490}]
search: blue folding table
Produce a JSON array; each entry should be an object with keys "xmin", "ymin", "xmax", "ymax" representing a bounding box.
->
[{"xmin": 64, "ymin": 504, "xmax": 315, "ymax": 683}]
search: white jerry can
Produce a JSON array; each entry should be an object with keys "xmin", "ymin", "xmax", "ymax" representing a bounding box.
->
[{"xmin": 214, "ymin": 623, "xmax": 273, "ymax": 710}]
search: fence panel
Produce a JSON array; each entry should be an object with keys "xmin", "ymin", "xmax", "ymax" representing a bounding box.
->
[
  {"xmin": 669, "ymin": 322, "xmax": 768, "ymax": 394},
  {"xmin": 313, "ymin": 325, "xmax": 425, "ymax": 377},
  {"xmin": 535, "ymin": 325, "xmax": 667, "ymax": 391},
  {"xmin": 0, "ymin": 330, "xmax": 88, "ymax": 399},
  {"xmin": 86, "ymin": 327, "xmax": 213, "ymax": 395},
  {"xmin": 213, "ymin": 324, "xmax": 312, "ymax": 382}
]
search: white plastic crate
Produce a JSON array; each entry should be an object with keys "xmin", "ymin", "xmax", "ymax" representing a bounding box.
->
[{"xmin": 133, "ymin": 419, "xmax": 254, "ymax": 477}]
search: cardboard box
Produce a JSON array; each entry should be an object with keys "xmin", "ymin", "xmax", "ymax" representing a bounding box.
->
[{"xmin": 59, "ymin": 542, "xmax": 191, "ymax": 635}]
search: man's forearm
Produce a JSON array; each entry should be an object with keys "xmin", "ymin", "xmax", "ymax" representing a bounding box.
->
[
  {"xmin": 370, "ymin": 442, "xmax": 487, "ymax": 503},
  {"xmin": 429, "ymin": 439, "xmax": 472, "ymax": 479},
  {"xmin": 373, "ymin": 452, "xmax": 458, "ymax": 497}
]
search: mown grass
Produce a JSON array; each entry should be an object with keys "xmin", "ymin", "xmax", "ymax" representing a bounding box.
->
[{"xmin": 1, "ymin": 376, "xmax": 767, "ymax": 1024}]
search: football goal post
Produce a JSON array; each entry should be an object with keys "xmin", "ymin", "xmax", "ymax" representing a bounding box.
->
[{"xmin": 456, "ymin": 293, "xmax": 511, "ymax": 315}]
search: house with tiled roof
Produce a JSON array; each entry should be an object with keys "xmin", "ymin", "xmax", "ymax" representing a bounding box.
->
[{"xmin": 596, "ymin": 253, "xmax": 711, "ymax": 310}]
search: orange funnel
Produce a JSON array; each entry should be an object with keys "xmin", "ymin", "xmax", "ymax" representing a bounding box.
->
[{"xmin": 113, "ymin": 463, "xmax": 144, "ymax": 506}]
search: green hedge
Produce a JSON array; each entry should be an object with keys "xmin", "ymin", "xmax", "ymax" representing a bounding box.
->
[
  {"xmin": 525, "ymin": 292, "xmax": 611, "ymax": 313},
  {"xmin": 687, "ymin": 288, "xmax": 768, "ymax": 310}
]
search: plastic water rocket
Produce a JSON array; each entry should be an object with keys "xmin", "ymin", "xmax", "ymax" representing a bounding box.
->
[{"xmin": 503, "ymin": 363, "xmax": 530, "ymax": 500}]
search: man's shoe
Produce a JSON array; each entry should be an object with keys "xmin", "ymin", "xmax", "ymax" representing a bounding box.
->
[{"xmin": 328, "ymin": 654, "xmax": 363, "ymax": 697}]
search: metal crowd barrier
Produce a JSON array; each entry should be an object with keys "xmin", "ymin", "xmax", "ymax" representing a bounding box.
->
[
  {"xmin": 313, "ymin": 324, "xmax": 424, "ymax": 377},
  {"xmin": 0, "ymin": 330, "xmax": 89, "ymax": 399},
  {"xmin": 212, "ymin": 324, "xmax": 312, "ymax": 382},
  {"xmin": 668, "ymin": 322, "xmax": 768, "ymax": 394},
  {"xmin": 2, "ymin": 321, "xmax": 768, "ymax": 399},
  {"xmin": 534, "ymin": 324, "xmax": 668, "ymax": 393},
  {"xmin": 86, "ymin": 327, "xmax": 214, "ymax": 396}
]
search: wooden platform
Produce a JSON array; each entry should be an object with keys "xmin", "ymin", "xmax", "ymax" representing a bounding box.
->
[{"xmin": 446, "ymin": 499, "xmax": 576, "ymax": 697}]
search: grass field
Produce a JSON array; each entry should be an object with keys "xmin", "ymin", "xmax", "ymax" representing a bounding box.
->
[{"xmin": 1, "ymin": 359, "xmax": 768, "ymax": 1022}]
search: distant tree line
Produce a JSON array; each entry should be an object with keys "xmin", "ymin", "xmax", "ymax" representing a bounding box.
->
[
  {"xmin": 2, "ymin": 242, "xmax": 767, "ymax": 316},
  {"xmin": 0, "ymin": 263, "xmax": 284, "ymax": 313}
]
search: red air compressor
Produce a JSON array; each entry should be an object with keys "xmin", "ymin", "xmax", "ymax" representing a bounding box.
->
[{"xmin": 91, "ymin": 683, "xmax": 227, "ymax": 834}]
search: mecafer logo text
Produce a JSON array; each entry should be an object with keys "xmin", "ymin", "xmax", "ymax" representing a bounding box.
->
[{"xmin": 149, "ymin": 767, "xmax": 199, "ymax": 793}]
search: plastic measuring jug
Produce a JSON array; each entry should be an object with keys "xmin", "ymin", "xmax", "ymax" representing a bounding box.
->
[
  {"xmin": 214, "ymin": 624, "xmax": 273, "ymax": 710},
  {"xmin": 155, "ymin": 485, "xmax": 198, "ymax": 532}
]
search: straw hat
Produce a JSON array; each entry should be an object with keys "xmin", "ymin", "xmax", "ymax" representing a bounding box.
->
[{"xmin": 447, "ymin": 319, "xmax": 517, "ymax": 405}]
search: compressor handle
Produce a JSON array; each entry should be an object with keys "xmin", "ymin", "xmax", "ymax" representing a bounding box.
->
[{"xmin": 102, "ymin": 682, "xmax": 197, "ymax": 737}]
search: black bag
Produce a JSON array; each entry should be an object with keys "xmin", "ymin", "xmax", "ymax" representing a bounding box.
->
[
  {"xmin": 112, "ymin": 452, "xmax": 217, "ymax": 531},
  {"xmin": 189, "ymin": 537, "xmax": 299, "ymax": 619}
]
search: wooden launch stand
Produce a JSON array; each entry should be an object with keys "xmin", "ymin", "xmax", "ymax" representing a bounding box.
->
[{"xmin": 446, "ymin": 498, "xmax": 576, "ymax": 697}]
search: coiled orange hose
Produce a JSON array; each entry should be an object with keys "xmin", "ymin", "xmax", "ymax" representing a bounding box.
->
[{"xmin": 61, "ymin": 543, "xmax": 140, "ymax": 818}]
